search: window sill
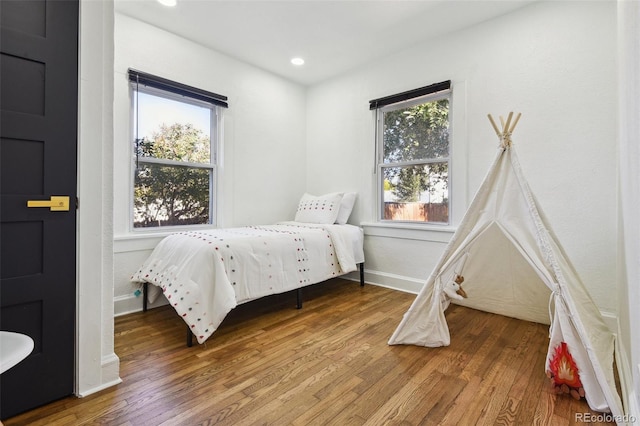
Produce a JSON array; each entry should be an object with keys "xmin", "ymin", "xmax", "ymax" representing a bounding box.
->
[
  {"xmin": 114, "ymin": 225, "xmax": 217, "ymax": 253},
  {"xmin": 360, "ymin": 221, "xmax": 455, "ymax": 243},
  {"xmin": 114, "ymin": 233, "xmax": 167, "ymax": 253}
]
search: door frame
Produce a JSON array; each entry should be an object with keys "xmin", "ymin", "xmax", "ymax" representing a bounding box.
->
[{"xmin": 75, "ymin": 0, "xmax": 120, "ymax": 396}]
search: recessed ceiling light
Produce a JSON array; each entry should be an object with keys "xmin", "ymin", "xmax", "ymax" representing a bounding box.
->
[
  {"xmin": 157, "ymin": 0, "xmax": 177, "ymax": 6},
  {"xmin": 291, "ymin": 57, "xmax": 305, "ymax": 66}
]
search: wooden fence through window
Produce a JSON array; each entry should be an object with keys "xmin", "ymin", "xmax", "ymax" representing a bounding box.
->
[{"xmin": 384, "ymin": 202, "xmax": 448, "ymax": 223}]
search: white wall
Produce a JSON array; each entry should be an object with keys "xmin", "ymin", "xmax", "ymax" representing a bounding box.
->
[
  {"xmin": 112, "ymin": 14, "xmax": 308, "ymax": 314},
  {"xmin": 617, "ymin": 0, "xmax": 640, "ymax": 418},
  {"xmin": 306, "ymin": 1, "xmax": 619, "ymax": 319}
]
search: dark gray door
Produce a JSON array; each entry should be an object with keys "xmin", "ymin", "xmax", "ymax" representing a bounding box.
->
[{"xmin": 0, "ymin": 0, "xmax": 78, "ymax": 419}]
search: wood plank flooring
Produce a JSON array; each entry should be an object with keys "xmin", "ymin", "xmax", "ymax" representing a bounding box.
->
[{"xmin": 4, "ymin": 279, "xmax": 615, "ymax": 425}]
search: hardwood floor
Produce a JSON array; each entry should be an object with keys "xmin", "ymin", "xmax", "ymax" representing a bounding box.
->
[{"xmin": 5, "ymin": 279, "xmax": 615, "ymax": 425}]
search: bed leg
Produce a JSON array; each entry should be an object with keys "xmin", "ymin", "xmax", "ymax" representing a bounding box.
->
[
  {"xmin": 359, "ymin": 263, "xmax": 365, "ymax": 287},
  {"xmin": 187, "ymin": 326, "xmax": 193, "ymax": 347},
  {"xmin": 296, "ymin": 288, "xmax": 302, "ymax": 309},
  {"xmin": 143, "ymin": 282, "xmax": 148, "ymax": 312}
]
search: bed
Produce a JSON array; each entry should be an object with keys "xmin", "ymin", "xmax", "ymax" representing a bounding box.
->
[{"xmin": 131, "ymin": 192, "xmax": 364, "ymax": 345}]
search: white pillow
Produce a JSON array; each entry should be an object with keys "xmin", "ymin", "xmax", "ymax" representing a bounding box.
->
[
  {"xmin": 335, "ymin": 192, "xmax": 357, "ymax": 224},
  {"xmin": 295, "ymin": 192, "xmax": 344, "ymax": 224}
]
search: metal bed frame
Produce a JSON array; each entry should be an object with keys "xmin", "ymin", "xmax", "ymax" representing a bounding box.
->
[{"xmin": 143, "ymin": 262, "xmax": 366, "ymax": 347}]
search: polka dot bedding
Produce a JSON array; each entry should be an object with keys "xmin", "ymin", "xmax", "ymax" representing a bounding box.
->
[{"xmin": 131, "ymin": 222, "xmax": 363, "ymax": 344}]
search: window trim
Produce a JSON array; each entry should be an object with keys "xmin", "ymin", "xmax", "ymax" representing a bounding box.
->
[
  {"xmin": 374, "ymin": 87, "xmax": 452, "ymax": 225},
  {"xmin": 129, "ymin": 76, "xmax": 222, "ymax": 231}
]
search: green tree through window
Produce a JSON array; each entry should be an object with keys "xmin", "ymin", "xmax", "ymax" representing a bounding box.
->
[
  {"xmin": 379, "ymin": 95, "xmax": 450, "ymax": 223},
  {"xmin": 134, "ymin": 123, "xmax": 212, "ymax": 227}
]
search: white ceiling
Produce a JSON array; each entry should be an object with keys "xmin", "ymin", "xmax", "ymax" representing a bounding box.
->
[{"xmin": 114, "ymin": 0, "xmax": 535, "ymax": 86}]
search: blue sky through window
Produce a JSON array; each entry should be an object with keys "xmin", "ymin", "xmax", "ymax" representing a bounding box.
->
[{"xmin": 136, "ymin": 91, "xmax": 210, "ymax": 140}]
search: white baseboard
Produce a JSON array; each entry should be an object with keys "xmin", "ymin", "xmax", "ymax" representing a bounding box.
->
[
  {"xmin": 359, "ymin": 268, "xmax": 424, "ymax": 294},
  {"xmin": 114, "ymin": 293, "xmax": 142, "ymax": 317},
  {"xmin": 78, "ymin": 377, "xmax": 123, "ymax": 398},
  {"xmin": 77, "ymin": 353, "xmax": 122, "ymax": 397},
  {"xmin": 114, "ymin": 292, "xmax": 169, "ymax": 317}
]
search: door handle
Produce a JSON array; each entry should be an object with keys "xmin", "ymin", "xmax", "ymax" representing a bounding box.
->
[{"xmin": 27, "ymin": 196, "xmax": 70, "ymax": 211}]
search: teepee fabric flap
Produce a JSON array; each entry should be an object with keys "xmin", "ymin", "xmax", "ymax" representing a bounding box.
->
[{"xmin": 388, "ymin": 278, "xmax": 450, "ymax": 347}]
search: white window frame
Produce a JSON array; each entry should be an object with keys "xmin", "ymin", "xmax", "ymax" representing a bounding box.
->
[
  {"xmin": 375, "ymin": 89, "xmax": 452, "ymax": 225},
  {"xmin": 129, "ymin": 83, "xmax": 221, "ymax": 231}
]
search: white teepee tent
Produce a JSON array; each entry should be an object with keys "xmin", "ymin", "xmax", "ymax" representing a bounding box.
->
[{"xmin": 388, "ymin": 113, "xmax": 624, "ymax": 418}]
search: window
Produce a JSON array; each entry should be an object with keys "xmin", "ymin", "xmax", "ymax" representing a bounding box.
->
[
  {"xmin": 371, "ymin": 81, "xmax": 451, "ymax": 224},
  {"xmin": 129, "ymin": 69, "xmax": 227, "ymax": 229}
]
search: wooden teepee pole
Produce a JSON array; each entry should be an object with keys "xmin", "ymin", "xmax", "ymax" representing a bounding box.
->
[
  {"xmin": 488, "ymin": 112, "xmax": 521, "ymax": 148},
  {"xmin": 503, "ymin": 112, "xmax": 514, "ymax": 136},
  {"xmin": 487, "ymin": 114, "xmax": 501, "ymax": 137},
  {"xmin": 509, "ymin": 112, "xmax": 522, "ymax": 133}
]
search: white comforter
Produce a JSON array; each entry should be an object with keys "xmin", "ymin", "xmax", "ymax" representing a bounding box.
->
[{"xmin": 131, "ymin": 222, "xmax": 364, "ymax": 344}]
